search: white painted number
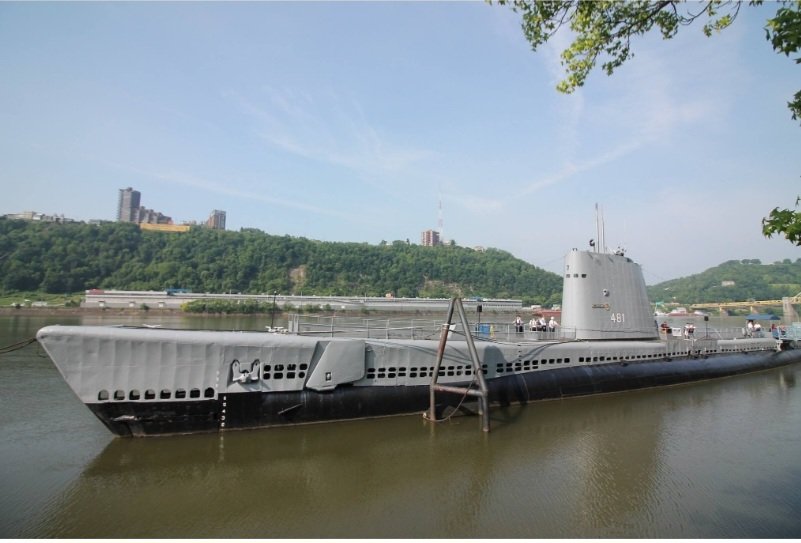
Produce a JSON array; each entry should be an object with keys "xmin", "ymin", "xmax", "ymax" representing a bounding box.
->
[{"xmin": 610, "ymin": 313, "xmax": 625, "ymax": 323}]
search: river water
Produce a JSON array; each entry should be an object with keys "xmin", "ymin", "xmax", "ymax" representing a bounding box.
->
[{"xmin": 1, "ymin": 313, "xmax": 800, "ymax": 538}]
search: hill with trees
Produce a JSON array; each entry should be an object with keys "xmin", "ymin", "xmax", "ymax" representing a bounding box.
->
[
  {"xmin": 4, "ymin": 218, "xmax": 799, "ymax": 309},
  {"xmin": 646, "ymin": 258, "xmax": 801, "ymax": 307},
  {"xmin": 0, "ymin": 218, "xmax": 563, "ymax": 306}
]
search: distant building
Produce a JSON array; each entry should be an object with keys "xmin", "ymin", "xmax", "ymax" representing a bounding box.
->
[
  {"xmin": 117, "ymin": 187, "xmax": 141, "ymax": 222},
  {"xmin": 421, "ymin": 229, "xmax": 441, "ymax": 246},
  {"xmin": 206, "ymin": 209, "xmax": 226, "ymax": 230},
  {"xmin": 3, "ymin": 211, "xmax": 74, "ymax": 223},
  {"xmin": 721, "ymin": 280, "xmax": 736, "ymax": 287},
  {"xmin": 135, "ymin": 206, "xmax": 172, "ymax": 225},
  {"xmin": 117, "ymin": 187, "xmax": 172, "ymax": 225}
]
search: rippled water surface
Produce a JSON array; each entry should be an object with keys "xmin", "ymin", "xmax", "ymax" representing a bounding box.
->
[{"xmin": 1, "ymin": 314, "xmax": 800, "ymax": 537}]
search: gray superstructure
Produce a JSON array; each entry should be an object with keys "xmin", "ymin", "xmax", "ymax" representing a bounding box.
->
[{"xmin": 562, "ymin": 249, "xmax": 656, "ymax": 340}]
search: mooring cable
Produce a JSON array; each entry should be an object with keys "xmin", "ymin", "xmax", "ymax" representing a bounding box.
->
[{"xmin": 0, "ymin": 337, "xmax": 37, "ymax": 355}]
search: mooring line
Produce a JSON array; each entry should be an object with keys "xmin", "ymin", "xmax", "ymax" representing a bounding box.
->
[{"xmin": 0, "ymin": 337, "xmax": 37, "ymax": 355}]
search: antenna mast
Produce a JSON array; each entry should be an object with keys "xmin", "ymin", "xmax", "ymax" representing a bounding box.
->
[
  {"xmin": 438, "ymin": 189, "xmax": 444, "ymax": 244},
  {"xmin": 595, "ymin": 203, "xmax": 606, "ymax": 253}
]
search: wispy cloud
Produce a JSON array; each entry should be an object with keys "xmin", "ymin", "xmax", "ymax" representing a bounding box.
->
[
  {"xmin": 152, "ymin": 170, "xmax": 361, "ymax": 223},
  {"xmin": 446, "ymin": 190, "xmax": 505, "ymax": 216},
  {"xmin": 227, "ymin": 87, "xmax": 436, "ymax": 187},
  {"xmin": 517, "ymin": 140, "xmax": 643, "ymax": 197},
  {"xmin": 514, "ymin": 32, "xmax": 723, "ymax": 200}
]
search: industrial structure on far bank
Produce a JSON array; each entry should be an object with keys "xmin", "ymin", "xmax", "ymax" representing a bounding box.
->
[{"xmin": 80, "ymin": 289, "xmax": 525, "ymax": 313}]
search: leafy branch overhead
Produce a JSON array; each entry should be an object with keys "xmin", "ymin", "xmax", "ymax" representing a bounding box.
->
[
  {"xmin": 494, "ymin": 0, "xmax": 801, "ymax": 245},
  {"xmin": 763, "ymin": 196, "xmax": 801, "ymax": 245},
  {"xmin": 497, "ymin": 0, "xmax": 746, "ymax": 93}
]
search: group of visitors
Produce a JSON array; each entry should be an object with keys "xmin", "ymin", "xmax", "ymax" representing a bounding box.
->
[
  {"xmin": 659, "ymin": 322, "xmax": 696, "ymax": 338},
  {"xmin": 514, "ymin": 315, "xmax": 559, "ymax": 334},
  {"xmin": 745, "ymin": 320, "xmax": 763, "ymax": 337},
  {"xmin": 770, "ymin": 323, "xmax": 788, "ymax": 339},
  {"xmin": 745, "ymin": 320, "xmax": 788, "ymax": 338}
]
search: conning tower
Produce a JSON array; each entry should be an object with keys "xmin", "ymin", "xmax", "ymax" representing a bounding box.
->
[{"xmin": 561, "ymin": 249, "xmax": 657, "ymax": 340}]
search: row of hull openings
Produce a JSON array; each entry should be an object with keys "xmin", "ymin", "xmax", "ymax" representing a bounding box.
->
[
  {"xmin": 262, "ymin": 362, "xmax": 308, "ymax": 380},
  {"xmin": 575, "ymin": 347, "xmax": 768, "ymax": 362},
  {"xmin": 364, "ymin": 358, "xmax": 573, "ymax": 380},
  {"xmin": 94, "ymin": 346, "xmax": 767, "ymax": 401},
  {"xmin": 715, "ymin": 346, "xmax": 773, "ymax": 353},
  {"xmin": 242, "ymin": 345, "xmax": 769, "ymax": 384},
  {"xmin": 363, "ymin": 347, "xmax": 769, "ymax": 381},
  {"xmin": 98, "ymin": 387, "xmax": 215, "ymax": 402}
]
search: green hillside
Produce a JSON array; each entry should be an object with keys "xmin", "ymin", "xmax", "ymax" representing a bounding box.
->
[
  {"xmin": 646, "ymin": 258, "xmax": 801, "ymax": 306},
  {"xmin": 0, "ymin": 218, "xmax": 562, "ymax": 305}
]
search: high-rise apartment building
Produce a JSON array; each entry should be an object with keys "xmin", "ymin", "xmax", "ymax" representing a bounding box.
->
[
  {"xmin": 206, "ymin": 209, "xmax": 226, "ymax": 230},
  {"xmin": 421, "ymin": 229, "xmax": 441, "ymax": 246},
  {"xmin": 136, "ymin": 207, "xmax": 172, "ymax": 225},
  {"xmin": 117, "ymin": 187, "xmax": 141, "ymax": 222}
]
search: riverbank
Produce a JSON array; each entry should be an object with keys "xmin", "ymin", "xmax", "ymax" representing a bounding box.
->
[
  {"xmin": 0, "ymin": 306, "xmax": 183, "ymax": 317},
  {"xmin": 0, "ymin": 306, "xmax": 462, "ymax": 318}
]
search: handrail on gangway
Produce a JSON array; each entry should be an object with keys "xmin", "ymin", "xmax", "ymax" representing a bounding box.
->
[{"xmin": 424, "ymin": 297, "xmax": 490, "ymax": 432}]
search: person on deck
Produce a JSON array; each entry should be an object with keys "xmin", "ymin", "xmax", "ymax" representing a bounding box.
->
[{"xmin": 538, "ymin": 316, "xmax": 547, "ymax": 331}]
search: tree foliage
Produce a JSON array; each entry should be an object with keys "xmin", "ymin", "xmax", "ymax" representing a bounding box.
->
[
  {"xmin": 766, "ymin": 0, "xmax": 801, "ymax": 121},
  {"xmin": 646, "ymin": 256, "xmax": 801, "ymax": 305},
  {"xmin": 498, "ymin": 0, "xmax": 744, "ymax": 93},
  {"xmin": 495, "ymin": 0, "xmax": 801, "ymax": 245},
  {"xmin": 0, "ymin": 219, "xmax": 563, "ymax": 305},
  {"xmin": 763, "ymin": 195, "xmax": 801, "ymax": 245}
]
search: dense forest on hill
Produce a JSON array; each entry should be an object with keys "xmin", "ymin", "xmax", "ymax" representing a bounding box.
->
[
  {"xmin": 646, "ymin": 258, "xmax": 801, "ymax": 306},
  {"xmin": 0, "ymin": 219, "xmax": 563, "ymax": 305}
]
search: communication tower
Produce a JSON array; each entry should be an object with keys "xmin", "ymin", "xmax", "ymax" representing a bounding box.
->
[{"xmin": 438, "ymin": 190, "xmax": 445, "ymax": 244}]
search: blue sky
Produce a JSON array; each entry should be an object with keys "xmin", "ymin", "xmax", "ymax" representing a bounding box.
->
[{"xmin": 1, "ymin": 1, "xmax": 799, "ymax": 283}]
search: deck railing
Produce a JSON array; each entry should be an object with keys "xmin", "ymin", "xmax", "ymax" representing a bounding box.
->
[
  {"xmin": 287, "ymin": 314, "xmax": 576, "ymax": 341},
  {"xmin": 287, "ymin": 315, "xmax": 801, "ymax": 344}
]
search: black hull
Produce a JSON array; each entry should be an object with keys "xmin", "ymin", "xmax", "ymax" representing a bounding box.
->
[{"xmin": 90, "ymin": 349, "xmax": 801, "ymax": 437}]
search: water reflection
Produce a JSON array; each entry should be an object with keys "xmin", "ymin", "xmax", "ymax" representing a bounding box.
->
[
  {"xmin": 779, "ymin": 368, "xmax": 797, "ymax": 390},
  {"xmin": 32, "ymin": 368, "xmax": 799, "ymax": 538}
]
